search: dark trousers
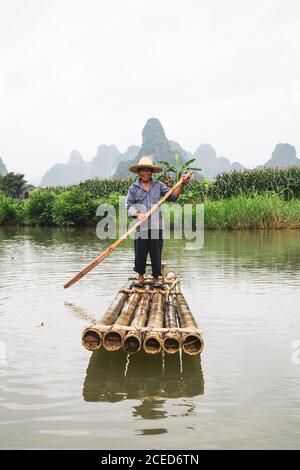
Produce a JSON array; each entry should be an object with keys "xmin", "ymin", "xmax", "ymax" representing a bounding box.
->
[{"xmin": 134, "ymin": 229, "xmax": 163, "ymax": 277}]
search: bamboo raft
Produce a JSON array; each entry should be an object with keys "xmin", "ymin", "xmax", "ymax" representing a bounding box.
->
[{"xmin": 82, "ymin": 272, "xmax": 204, "ymax": 356}]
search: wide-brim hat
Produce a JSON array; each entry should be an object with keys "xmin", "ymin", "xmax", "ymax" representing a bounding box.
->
[{"xmin": 128, "ymin": 155, "xmax": 163, "ymax": 174}]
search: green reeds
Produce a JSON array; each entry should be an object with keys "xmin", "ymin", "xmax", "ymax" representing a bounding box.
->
[{"xmin": 204, "ymin": 193, "xmax": 300, "ymax": 230}]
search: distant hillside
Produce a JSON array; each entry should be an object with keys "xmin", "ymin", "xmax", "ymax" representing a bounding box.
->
[
  {"xmin": 40, "ymin": 146, "xmax": 121, "ymax": 187},
  {"xmin": 40, "ymin": 151, "xmax": 88, "ymax": 187},
  {"xmin": 111, "ymin": 145, "xmax": 140, "ymax": 178},
  {"xmin": 0, "ymin": 157, "xmax": 8, "ymax": 176},
  {"xmin": 114, "ymin": 118, "xmax": 186, "ymax": 178},
  {"xmin": 259, "ymin": 143, "xmax": 300, "ymax": 169},
  {"xmin": 193, "ymin": 144, "xmax": 245, "ymax": 180},
  {"xmin": 39, "ymin": 118, "xmax": 299, "ymax": 186}
]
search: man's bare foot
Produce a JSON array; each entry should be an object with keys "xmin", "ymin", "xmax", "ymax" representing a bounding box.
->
[
  {"xmin": 152, "ymin": 277, "xmax": 163, "ymax": 288},
  {"xmin": 133, "ymin": 274, "xmax": 144, "ymax": 288}
]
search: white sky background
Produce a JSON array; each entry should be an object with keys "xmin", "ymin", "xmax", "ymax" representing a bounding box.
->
[{"xmin": 0, "ymin": 0, "xmax": 300, "ymax": 183}]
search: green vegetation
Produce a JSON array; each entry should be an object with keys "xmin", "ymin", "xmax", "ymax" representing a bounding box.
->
[
  {"xmin": 24, "ymin": 189, "xmax": 57, "ymax": 226},
  {"xmin": 45, "ymin": 178, "xmax": 134, "ymax": 198},
  {"xmin": 0, "ymin": 192, "xmax": 22, "ymax": 225},
  {"xmin": 52, "ymin": 188, "xmax": 98, "ymax": 226},
  {"xmin": 0, "ymin": 167, "xmax": 300, "ymax": 229},
  {"xmin": 158, "ymin": 154, "xmax": 202, "ymax": 181},
  {"xmin": 204, "ymin": 193, "xmax": 300, "ymax": 229},
  {"xmin": 0, "ymin": 172, "xmax": 27, "ymax": 198},
  {"xmin": 209, "ymin": 167, "xmax": 300, "ymax": 200}
]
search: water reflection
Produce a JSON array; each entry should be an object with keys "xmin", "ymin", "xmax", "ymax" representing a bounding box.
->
[
  {"xmin": 64, "ymin": 301, "xmax": 97, "ymax": 323},
  {"xmin": 83, "ymin": 349, "xmax": 204, "ymax": 420},
  {"xmin": 1, "ymin": 226, "xmax": 300, "ymax": 449}
]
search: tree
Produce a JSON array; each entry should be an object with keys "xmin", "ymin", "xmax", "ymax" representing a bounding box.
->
[{"xmin": 0, "ymin": 172, "xmax": 27, "ymax": 198}]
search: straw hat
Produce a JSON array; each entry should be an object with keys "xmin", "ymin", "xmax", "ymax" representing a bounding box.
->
[{"xmin": 128, "ymin": 155, "xmax": 163, "ymax": 174}]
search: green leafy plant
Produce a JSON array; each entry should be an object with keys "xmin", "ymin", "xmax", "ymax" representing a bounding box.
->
[
  {"xmin": 0, "ymin": 192, "xmax": 22, "ymax": 225},
  {"xmin": 43, "ymin": 178, "xmax": 134, "ymax": 199},
  {"xmin": 24, "ymin": 189, "xmax": 57, "ymax": 226},
  {"xmin": 209, "ymin": 167, "xmax": 300, "ymax": 200},
  {"xmin": 52, "ymin": 187, "xmax": 96, "ymax": 226},
  {"xmin": 158, "ymin": 154, "xmax": 202, "ymax": 182},
  {"xmin": 0, "ymin": 172, "xmax": 27, "ymax": 198}
]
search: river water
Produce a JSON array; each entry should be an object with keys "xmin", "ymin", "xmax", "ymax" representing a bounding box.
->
[{"xmin": 0, "ymin": 227, "xmax": 300, "ymax": 449}]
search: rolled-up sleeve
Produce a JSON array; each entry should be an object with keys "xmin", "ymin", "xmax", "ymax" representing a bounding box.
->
[
  {"xmin": 126, "ymin": 185, "xmax": 138, "ymax": 217},
  {"xmin": 159, "ymin": 181, "xmax": 177, "ymax": 201}
]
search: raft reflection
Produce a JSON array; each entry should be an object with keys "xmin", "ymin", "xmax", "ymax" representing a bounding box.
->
[{"xmin": 83, "ymin": 350, "xmax": 204, "ymax": 407}]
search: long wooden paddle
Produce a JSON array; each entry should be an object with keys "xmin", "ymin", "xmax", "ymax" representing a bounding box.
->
[{"xmin": 63, "ymin": 172, "xmax": 192, "ymax": 289}]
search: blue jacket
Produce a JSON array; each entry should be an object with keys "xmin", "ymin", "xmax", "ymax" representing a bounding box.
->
[{"xmin": 126, "ymin": 178, "xmax": 176, "ymax": 230}]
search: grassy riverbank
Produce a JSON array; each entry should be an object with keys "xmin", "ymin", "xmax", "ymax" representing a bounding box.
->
[
  {"xmin": 204, "ymin": 193, "xmax": 300, "ymax": 229},
  {"xmin": 1, "ymin": 167, "xmax": 300, "ymax": 229},
  {"xmin": 1, "ymin": 189, "xmax": 299, "ymax": 230}
]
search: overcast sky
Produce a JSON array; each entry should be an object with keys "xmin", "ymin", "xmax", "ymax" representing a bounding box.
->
[{"xmin": 1, "ymin": 0, "xmax": 300, "ymax": 183}]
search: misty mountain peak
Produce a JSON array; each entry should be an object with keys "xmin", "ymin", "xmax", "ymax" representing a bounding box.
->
[
  {"xmin": 193, "ymin": 144, "xmax": 245, "ymax": 179},
  {"xmin": 264, "ymin": 143, "xmax": 300, "ymax": 168},
  {"xmin": 194, "ymin": 144, "xmax": 218, "ymax": 161},
  {"xmin": 142, "ymin": 118, "xmax": 166, "ymax": 144},
  {"xmin": 67, "ymin": 150, "xmax": 85, "ymax": 166},
  {"xmin": 0, "ymin": 157, "xmax": 8, "ymax": 176}
]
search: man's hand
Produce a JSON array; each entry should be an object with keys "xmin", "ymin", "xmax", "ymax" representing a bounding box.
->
[
  {"xmin": 182, "ymin": 173, "xmax": 191, "ymax": 184},
  {"xmin": 136, "ymin": 211, "xmax": 148, "ymax": 222}
]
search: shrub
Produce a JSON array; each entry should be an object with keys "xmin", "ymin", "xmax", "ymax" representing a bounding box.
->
[
  {"xmin": 24, "ymin": 189, "xmax": 57, "ymax": 225},
  {"xmin": 52, "ymin": 188, "xmax": 97, "ymax": 226},
  {"xmin": 0, "ymin": 192, "xmax": 21, "ymax": 225}
]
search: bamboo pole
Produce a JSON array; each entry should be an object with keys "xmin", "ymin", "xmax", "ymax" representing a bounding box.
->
[
  {"xmin": 98, "ymin": 281, "xmax": 131, "ymax": 325},
  {"xmin": 175, "ymin": 285, "xmax": 204, "ymax": 355},
  {"xmin": 103, "ymin": 292, "xmax": 140, "ymax": 351},
  {"xmin": 163, "ymin": 293, "xmax": 181, "ymax": 354},
  {"xmin": 123, "ymin": 289, "xmax": 151, "ymax": 354},
  {"xmin": 82, "ymin": 280, "xmax": 131, "ymax": 350},
  {"xmin": 82, "ymin": 329, "xmax": 102, "ymax": 351},
  {"xmin": 143, "ymin": 292, "xmax": 164, "ymax": 354},
  {"xmin": 83, "ymin": 323, "xmax": 202, "ymax": 336},
  {"xmin": 64, "ymin": 172, "xmax": 192, "ymax": 289}
]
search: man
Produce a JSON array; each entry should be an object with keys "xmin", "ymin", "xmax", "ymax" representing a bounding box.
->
[{"xmin": 126, "ymin": 155, "xmax": 191, "ymax": 288}]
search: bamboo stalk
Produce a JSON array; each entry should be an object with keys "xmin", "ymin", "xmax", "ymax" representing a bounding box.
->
[
  {"xmin": 163, "ymin": 293, "xmax": 181, "ymax": 354},
  {"xmin": 143, "ymin": 292, "xmax": 164, "ymax": 354},
  {"xmin": 82, "ymin": 329, "xmax": 102, "ymax": 351},
  {"xmin": 123, "ymin": 290, "xmax": 151, "ymax": 354},
  {"xmin": 175, "ymin": 286, "xmax": 204, "ymax": 355},
  {"xmin": 82, "ymin": 280, "xmax": 131, "ymax": 350},
  {"xmin": 64, "ymin": 172, "xmax": 192, "ymax": 289},
  {"xmin": 99, "ymin": 281, "xmax": 131, "ymax": 325},
  {"xmin": 83, "ymin": 324, "xmax": 203, "ymax": 335},
  {"xmin": 103, "ymin": 292, "xmax": 140, "ymax": 351},
  {"xmin": 115, "ymin": 292, "xmax": 141, "ymax": 326}
]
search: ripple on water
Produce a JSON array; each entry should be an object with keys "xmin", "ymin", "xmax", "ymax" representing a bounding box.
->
[{"xmin": 0, "ymin": 227, "xmax": 300, "ymax": 449}]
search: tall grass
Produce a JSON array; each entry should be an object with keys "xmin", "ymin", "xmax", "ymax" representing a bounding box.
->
[{"xmin": 204, "ymin": 193, "xmax": 300, "ymax": 229}]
